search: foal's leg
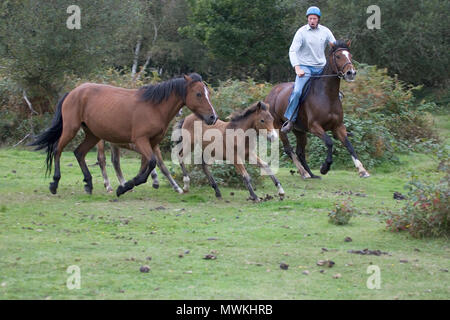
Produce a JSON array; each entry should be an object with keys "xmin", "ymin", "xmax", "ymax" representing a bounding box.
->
[
  {"xmin": 116, "ymin": 137, "xmax": 156, "ymax": 197},
  {"xmin": 201, "ymin": 160, "xmax": 222, "ymax": 199},
  {"xmin": 255, "ymin": 155, "xmax": 285, "ymax": 198},
  {"xmin": 50, "ymin": 124, "xmax": 80, "ymax": 194},
  {"xmin": 334, "ymin": 125, "xmax": 370, "ymax": 178},
  {"xmin": 74, "ymin": 127, "xmax": 101, "ymax": 194},
  {"xmin": 279, "ymin": 131, "xmax": 310, "ymax": 178},
  {"xmin": 177, "ymin": 149, "xmax": 191, "ymax": 193},
  {"xmin": 310, "ymin": 123, "xmax": 334, "ymax": 175},
  {"xmin": 154, "ymin": 145, "xmax": 183, "ymax": 193},
  {"xmin": 97, "ymin": 140, "xmax": 113, "ymax": 193},
  {"xmin": 293, "ymin": 130, "xmax": 320, "ymax": 179},
  {"xmin": 234, "ymin": 163, "xmax": 258, "ymax": 201}
]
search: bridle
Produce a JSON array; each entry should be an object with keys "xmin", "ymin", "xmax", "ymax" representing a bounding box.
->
[
  {"xmin": 307, "ymin": 47, "xmax": 354, "ymax": 79},
  {"xmin": 331, "ymin": 48, "xmax": 354, "ymax": 79}
]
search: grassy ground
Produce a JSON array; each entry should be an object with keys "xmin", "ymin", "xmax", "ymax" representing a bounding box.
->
[{"xmin": 0, "ymin": 115, "xmax": 448, "ymax": 300}]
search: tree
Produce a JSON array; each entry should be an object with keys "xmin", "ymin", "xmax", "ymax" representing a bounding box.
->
[
  {"xmin": 182, "ymin": 0, "xmax": 292, "ymax": 82},
  {"xmin": 0, "ymin": 0, "xmax": 140, "ymax": 111}
]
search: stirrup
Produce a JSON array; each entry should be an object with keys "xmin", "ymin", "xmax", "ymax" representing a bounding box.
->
[{"xmin": 281, "ymin": 120, "xmax": 293, "ymax": 133}]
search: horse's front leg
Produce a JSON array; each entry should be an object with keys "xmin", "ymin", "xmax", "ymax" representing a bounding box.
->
[
  {"xmin": 335, "ymin": 125, "xmax": 370, "ymax": 178},
  {"xmin": 310, "ymin": 124, "xmax": 333, "ymax": 175},
  {"xmin": 116, "ymin": 137, "xmax": 156, "ymax": 197},
  {"xmin": 255, "ymin": 154, "xmax": 285, "ymax": 198}
]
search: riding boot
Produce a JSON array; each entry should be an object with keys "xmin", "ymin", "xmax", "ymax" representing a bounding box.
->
[{"xmin": 281, "ymin": 120, "xmax": 294, "ymax": 133}]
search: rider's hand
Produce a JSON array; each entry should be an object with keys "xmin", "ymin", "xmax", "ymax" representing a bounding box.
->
[{"xmin": 295, "ymin": 66, "xmax": 305, "ymax": 77}]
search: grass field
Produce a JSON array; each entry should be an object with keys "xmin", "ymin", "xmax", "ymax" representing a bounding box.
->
[{"xmin": 0, "ymin": 115, "xmax": 448, "ymax": 300}]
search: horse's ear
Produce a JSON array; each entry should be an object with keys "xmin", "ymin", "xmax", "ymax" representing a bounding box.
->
[
  {"xmin": 329, "ymin": 41, "xmax": 335, "ymax": 49},
  {"xmin": 346, "ymin": 39, "xmax": 351, "ymax": 48},
  {"xmin": 256, "ymin": 101, "xmax": 262, "ymax": 109},
  {"xmin": 183, "ymin": 74, "xmax": 192, "ymax": 83}
]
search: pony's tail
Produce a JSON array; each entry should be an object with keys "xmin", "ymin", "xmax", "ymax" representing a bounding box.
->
[
  {"xmin": 172, "ymin": 118, "xmax": 185, "ymax": 154},
  {"xmin": 28, "ymin": 93, "xmax": 69, "ymax": 176}
]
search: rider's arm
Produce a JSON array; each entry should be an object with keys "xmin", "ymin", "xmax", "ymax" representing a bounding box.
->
[
  {"xmin": 289, "ymin": 28, "xmax": 303, "ymax": 68},
  {"xmin": 289, "ymin": 29, "xmax": 305, "ymax": 77}
]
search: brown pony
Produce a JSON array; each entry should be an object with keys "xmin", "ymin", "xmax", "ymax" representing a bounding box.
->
[
  {"xmin": 30, "ymin": 73, "xmax": 217, "ymax": 196},
  {"xmin": 96, "ymin": 140, "xmax": 183, "ymax": 194},
  {"xmin": 265, "ymin": 40, "xmax": 370, "ymax": 178},
  {"xmin": 173, "ymin": 101, "xmax": 284, "ymax": 201}
]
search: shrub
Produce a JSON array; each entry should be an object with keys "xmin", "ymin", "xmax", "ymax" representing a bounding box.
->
[
  {"xmin": 383, "ymin": 151, "xmax": 449, "ymax": 238},
  {"xmin": 329, "ymin": 198, "xmax": 358, "ymax": 225}
]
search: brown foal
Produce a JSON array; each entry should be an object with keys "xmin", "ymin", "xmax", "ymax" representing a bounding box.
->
[{"xmin": 174, "ymin": 101, "xmax": 284, "ymax": 201}]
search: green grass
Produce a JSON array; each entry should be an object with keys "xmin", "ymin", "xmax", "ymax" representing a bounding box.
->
[{"xmin": 0, "ymin": 114, "xmax": 449, "ymax": 299}]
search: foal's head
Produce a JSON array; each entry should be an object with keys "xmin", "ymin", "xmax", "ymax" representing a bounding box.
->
[
  {"xmin": 231, "ymin": 101, "xmax": 278, "ymax": 142},
  {"xmin": 328, "ymin": 40, "xmax": 357, "ymax": 82},
  {"xmin": 184, "ymin": 74, "xmax": 218, "ymax": 125}
]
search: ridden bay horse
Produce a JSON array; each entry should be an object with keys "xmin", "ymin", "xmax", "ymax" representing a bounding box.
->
[
  {"xmin": 265, "ymin": 40, "xmax": 370, "ymax": 179},
  {"xmin": 96, "ymin": 140, "xmax": 183, "ymax": 194},
  {"xmin": 174, "ymin": 101, "xmax": 284, "ymax": 201},
  {"xmin": 30, "ymin": 73, "xmax": 218, "ymax": 196}
]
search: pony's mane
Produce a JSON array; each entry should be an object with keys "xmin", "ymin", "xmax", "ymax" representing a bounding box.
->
[
  {"xmin": 138, "ymin": 73, "xmax": 203, "ymax": 104},
  {"xmin": 230, "ymin": 101, "xmax": 268, "ymax": 123},
  {"xmin": 330, "ymin": 39, "xmax": 350, "ymax": 53}
]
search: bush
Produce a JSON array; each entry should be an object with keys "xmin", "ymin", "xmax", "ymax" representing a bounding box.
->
[
  {"xmin": 383, "ymin": 151, "xmax": 450, "ymax": 238},
  {"xmin": 329, "ymin": 198, "xmax": 358, "ymax": 225}
]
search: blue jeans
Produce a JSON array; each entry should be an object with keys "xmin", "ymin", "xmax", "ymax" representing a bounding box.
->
[{"xmin": 284, "ymin": 65, "xmax": 324, "ymax": 122}]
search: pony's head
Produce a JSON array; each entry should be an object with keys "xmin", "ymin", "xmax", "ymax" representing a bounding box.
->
[
  {"xmin": 184, "ymin": 73, "xmax": 218, "ymax": 125},
  {"xmin": 328, "ymin": 40, "xmax": 356, "ymax": 82},
  {"xmin": 231, "ymin": 101, "xmax": 278, "ymax": 142}
]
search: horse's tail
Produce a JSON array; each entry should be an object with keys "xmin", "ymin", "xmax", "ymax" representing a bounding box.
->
[{"xmin": 28, "ymin": 93, "xmax": 69, "ymax": 176}]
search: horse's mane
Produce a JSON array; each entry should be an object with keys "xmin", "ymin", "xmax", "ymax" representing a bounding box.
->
[
  {"xmin": 138, "ymin": 73, "xmax": 203, "ymax": 104},
  {"xmin": 230, "ymin": 101, "xmax": 268, "ymax": 123}
]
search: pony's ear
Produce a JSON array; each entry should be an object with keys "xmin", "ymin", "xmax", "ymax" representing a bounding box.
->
[
  {"xmin": 328, "ymin": 41, "xmax": 335, "ymax": 49},
  {"xmin": 346, "ymin": 39, "xmax": 351, "ymax": 48},
  {"xmin": 183, "ymin": 74, "xmax": 192, "ymax": 83},
  {"xmin": 256, "ymin": 101, "xmax": 262, "ymax": 109}
]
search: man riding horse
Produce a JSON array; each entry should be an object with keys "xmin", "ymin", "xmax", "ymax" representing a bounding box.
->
[{"xmin": 281, "ymin": 6, "xmax": 336, "ymax": 133}]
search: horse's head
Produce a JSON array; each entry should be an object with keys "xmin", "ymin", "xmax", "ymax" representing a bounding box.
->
[
  {"xmin": 329, "ymin": 40, "xmax": 357, "ymax": 82},
  {"xmin": 184, "ymin": 74, "xmax": 218, "ymax": 125},
  {"xmin": 251, "ymin": 101, "xmax": 278, "ymax": 142}
]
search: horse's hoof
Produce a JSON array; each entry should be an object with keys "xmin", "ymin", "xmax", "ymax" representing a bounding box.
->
[
  {"xmin": 360, "ymin": 172, "xmax": 371, "ymax": 178},
  {"xmin": 310, "ymin": 174, "xmax": 322, "ymax": 179},
  {"xmin": 49, "ymin": 183, "xmax": 57, "ymax": 194},
  {"xmin": 176, "ymin": 187, "xmax": 184, "ymax": 194},
  {"xmin": 320, "ymin": 165, "xmax": 330, "ymax": 175},
  {"xmin": 152, "ymin": 183, "xmax": 159, "ymax": 189},
  {"xmin": 84, "ymin": 186, "xmax": 93, "ymax": 195},
  {"xmin": 183, "ymin": 188, "xmax": 189, "ymax": 193},
  {"xmin": 106, "ymin": 187, "xmax": 113, "ymax": 193},
  {"xmin": 116, "ymin": 185, "xmax": 126, "ymax": 197}
]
